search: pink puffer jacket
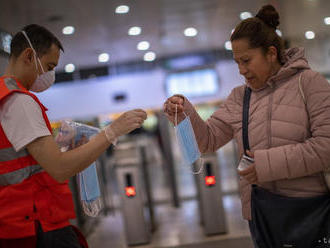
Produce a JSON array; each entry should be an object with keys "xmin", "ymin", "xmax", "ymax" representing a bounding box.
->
[{"xmin": 183, "ymin": 47, "xmax": 330, "ymax": 220}]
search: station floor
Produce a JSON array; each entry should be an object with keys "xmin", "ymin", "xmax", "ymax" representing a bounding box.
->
[
  {"xmin": 86, "ymin": 137, "xmax": 254, "ymax": 248},
  {"xmin": 87, "ymin": 195, "xmax": 253, "ymax": 248}
]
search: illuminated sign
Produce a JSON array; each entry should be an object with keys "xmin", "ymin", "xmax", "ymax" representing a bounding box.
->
[{"xmin": 166, "ymin": 68, "xmax": 219, "ymax": 98}]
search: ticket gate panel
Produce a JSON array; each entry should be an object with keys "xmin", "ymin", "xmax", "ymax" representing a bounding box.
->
[
  {"xmin": 195, "ymin": 154, "xmax": 227, "ymax": 236},
  {"xmin": 117, "ymin": 164, "xmax": 150, "ymax": 245}
]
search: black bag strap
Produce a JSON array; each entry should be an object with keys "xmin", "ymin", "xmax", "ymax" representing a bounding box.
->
[{"xmin": 242, "ymin": 86, "xmax": 252, "ymax": 155}]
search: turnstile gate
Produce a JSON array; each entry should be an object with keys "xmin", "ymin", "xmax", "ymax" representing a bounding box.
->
[
  {"xmin": 115, "ymin": 141, "xmax": 151, "ymax": 246},
  {"xmin": 195, "ymin": 153, "xmax": 227, "ymax": 236}
]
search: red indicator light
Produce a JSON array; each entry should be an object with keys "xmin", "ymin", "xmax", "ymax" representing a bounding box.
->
[
  {"xmin": 205, "ymin": 176, "xmax": 216, "ymax": 186},
  {"xmin": 125, "ymin": 186, "xmax": 136, "ymax": 197}
]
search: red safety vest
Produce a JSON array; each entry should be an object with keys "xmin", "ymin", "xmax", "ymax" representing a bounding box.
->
[{"xmin": 0, "ymin": 76, "xmax": 76, "ymax": 238}]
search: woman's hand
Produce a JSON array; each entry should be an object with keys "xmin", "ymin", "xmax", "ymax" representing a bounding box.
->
[
  {"xmin": 163, "ymin": 95, "xmax": 185, "ymax": 125},
  {"xmin": 238, "ymin": 150, "xmax": 259, "ymax": 184}
]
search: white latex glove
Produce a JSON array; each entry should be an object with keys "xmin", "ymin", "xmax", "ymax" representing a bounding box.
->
[{"xmin": 104, "ymin": 109, "xmax": 147, "ymax": 143}]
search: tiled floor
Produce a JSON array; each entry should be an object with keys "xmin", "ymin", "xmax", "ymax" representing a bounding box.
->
[
  {"xmin": 86, "ymin": 136, "xmax": 253, "ymax": 248},
  {"xmin": 160, "ymin": 237, "xmax": 254, "ymax": 248},
  {"xmin": 87, "ymin": 195, "xmax": 253, "ymax": 248}
]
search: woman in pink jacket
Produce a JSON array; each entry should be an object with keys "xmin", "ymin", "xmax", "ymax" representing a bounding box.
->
[{"xmin": 164, "ymin": 4, "xmax": 330, "ymax": 247}]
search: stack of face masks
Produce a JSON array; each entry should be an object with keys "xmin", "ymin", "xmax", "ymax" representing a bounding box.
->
[
  {"xmin": 77, "ymin": 161, "xmax": 101, "ymax": 217},
  {"xmin": 174, "ymin": 105, "xmax": 203, "ymax": 174},
  {"xmin": 55, "ymin": 120, "xmax": 102, "ymax": 217}
]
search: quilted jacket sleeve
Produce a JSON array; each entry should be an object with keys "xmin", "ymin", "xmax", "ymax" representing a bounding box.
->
[
  {"xmin": 255, "ymin": 71, "xmax": 330, "ymax": 182},
  {"xmin": 183, "ymin": 88, "xmax": 240, "ymax": 154}
]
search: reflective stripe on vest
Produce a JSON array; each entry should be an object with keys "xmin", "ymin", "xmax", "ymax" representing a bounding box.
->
[
  {"xmin": 0, "ymin": 164, "xmax": 44, "ymax": 186},
  {"xmin": 0, "ymin": 147, "xmax": 29, "ymax": 162},
  {"xmin": 0, "ymin": 78, "xmax": 44, "ymax": 186},
  {"xmin": 4, "ymin": 77, "xmax": 19, "ymax": 90}
]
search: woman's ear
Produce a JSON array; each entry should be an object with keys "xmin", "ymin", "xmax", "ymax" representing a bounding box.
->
[{"xmin": 267, "ymin": 46, "xmax": 278, "ymax": 62}]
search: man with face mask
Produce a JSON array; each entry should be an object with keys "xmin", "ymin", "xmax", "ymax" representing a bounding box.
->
[{"xmin": 0, "ymin": 24, "xmax": 147, "ymax": 247}]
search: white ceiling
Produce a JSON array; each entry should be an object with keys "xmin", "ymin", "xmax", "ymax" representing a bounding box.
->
[{"xmin": 0, "ymin": 0, "xmax": 330, "ymax": 72}]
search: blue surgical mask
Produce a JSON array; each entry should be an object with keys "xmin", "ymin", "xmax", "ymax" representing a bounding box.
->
[
  {"xmin": 78, "ymin": 162, "xmax": 102, "ymax": 217},
  {"xmin": 74, "ymin": 123, "xmax": 102, "ymax": 216},
  {"xmin": 174, "ymin": 105, "xmax": 203, "ymax": 174}
]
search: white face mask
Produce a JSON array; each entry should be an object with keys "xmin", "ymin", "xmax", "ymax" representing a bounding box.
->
[{"xmin": 21, "ymin": 31, "xmax": 56, "ymax": 92}]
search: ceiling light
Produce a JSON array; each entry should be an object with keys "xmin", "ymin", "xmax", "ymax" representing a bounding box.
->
[
  {"xmin": 65, "ymin": 63, "xmax": 75, "ymax": 73},
  {"xmin": 137, "ymin": 41, "xmax": 150, "ymax": 50},
  {"xmin": 98, "ymin": 53, "xmax": 109, "ymax": 63},
  {"xmin": 305, "ymin": 31, "xmax": 315, "ymax": 39},
  {"xmin": 324, "ymin": 17, "xmax": 330, "ymax": 25},
  {"xmin": 128, "ymin": 26, "xmax": 141, "ymax": 36},
  {"xmin": 62, "ymin": 26, "xmax": 75, "ymax": 35},
  {"xmin": 115, "ymin": 5, "xmax": 129, "ymax": 14},
  {"xmin": 144, "ymin": 51, "xmax": 156, "ymax": 62},
  {"xmin": 276, "ymin": 29, "xmax": 282, "ymax": 37},
  {"xmin": 240, "ymin": 12, "xmax": 252, "ymax": 20},
  {"xmin": 224, "ymin": 41, "xmax": 232, "ymax": 50},
  {"xmin": 184, "ymin": 27, "xmax": 198, "ymax": 37}
]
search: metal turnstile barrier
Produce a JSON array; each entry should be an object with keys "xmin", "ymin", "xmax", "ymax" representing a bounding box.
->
[
  {"xmin": 195, "ymin": 153, "xmax": 227, "ymax": 236},
  {"xmin": 115, "ymin": 141, "xmax": 151, "ymax": 246}
]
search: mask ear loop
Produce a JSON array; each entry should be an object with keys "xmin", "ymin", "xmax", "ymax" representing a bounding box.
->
[
  {"xmin": 174, "ymin": 104, "xmax": 187, "ymax": 127},
  {"xmin": 174, "ymin": 104, "xmax": 204, "ymax": 175},
  {"xmin": 21, "ymin": 31, "xmax": 45, "ymax": 73},
  {"xmin": 175, "ymin": 104, "xmax": 178, "ymax": 127}
]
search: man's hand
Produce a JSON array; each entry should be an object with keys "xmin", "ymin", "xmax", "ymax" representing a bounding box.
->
[{"xmin": 104, "ymin": 109, "xmax": 147, "ymax": 143}]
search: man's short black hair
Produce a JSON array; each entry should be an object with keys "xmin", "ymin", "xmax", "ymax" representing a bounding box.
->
[{"xmin": 10, "ymin": 24, "xmax": 64, "ymax": 58}]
